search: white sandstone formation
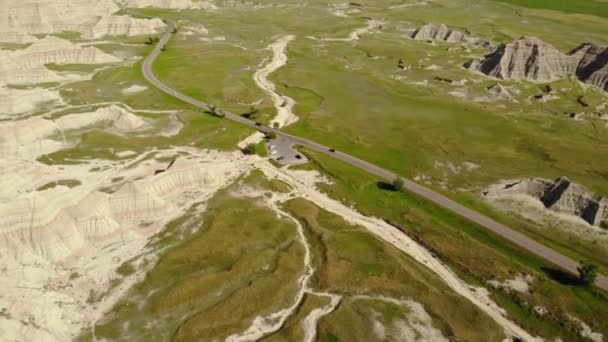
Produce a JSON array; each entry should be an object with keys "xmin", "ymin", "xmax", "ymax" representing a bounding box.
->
[
  {"xmin": 0, "ymin": 86, "xmax": 63, "ymax": 117},
  {"xmin": 467, "ymin": 37, "xmax": 608, "ymax": 91},
  {"xmin": 411, "ymin": 23, "xmax": 467, "ymax": 42},
  {"xmin": 0, "ymin": 105, "xmax": 150, "ymax": 159},
  {"xmin": 0, "ymin": 36, "xmax": 120, "ymax": 85},
  {"xmin": 117, "ymin": 0, "xmax": 218, "ymax": 10},
  {"xmin": 0, "ymin": 32, "xmax": 37, "ymax": 44},
  {"xmin": 485, "ymin": 177, "xmax": 608, "ymax": 228},
  {"xmin": 0, "ymin": 0, "xmax": 165, "ymax": 42},
  {"xmin": 0, "ymin": 148, "xmax": 253, "ymax": 341},
  {"xmin": 82, "ymin": 15, "xmax": 165, "ymax": 40}
]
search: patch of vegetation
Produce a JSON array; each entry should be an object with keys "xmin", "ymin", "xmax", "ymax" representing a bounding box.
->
[
  {"xmin": 262, "ymin": 293, "xmax": 330, "ymax": 342},
  {"xmin": 256, "ymin": 140, "xmax": 268, "ymax": 157},
  {"xmin": 293, "ymin": 148, "xmax": 608, "ymax": 340},
  {"xmin": 36, "ymin": 179, "xmax": 82, "ymax": 191},
  {"xmin": 283, "ymin": 198, "xmax": 504, "ymax": 341},
  {"xmin": 241, "ymin": 169, "xmax": 292, "ymax": 193},
  {"xmin": 145, "ymin": 36, "xmax": 160, "ymax": 45},
  {"xmin": 491, "ymin": 0, "xmax": 608, "ymax": 18},
  {"xmin": 79, "ymin": 184, "xmax": 303, "ymax": 341},
  {"xmin": 116, "ymin": 262, "xmax": 136, "ymax": 277},
  {"xmin": 241, "ymin": 143, "xmax": 257, "ymax": 155}
]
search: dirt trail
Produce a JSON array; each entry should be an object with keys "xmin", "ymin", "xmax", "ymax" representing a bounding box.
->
[
  {"xmin": 239, "ymin": 35, "xmax": 297, "ymax": 149},
  {"xmin": 301, "ymin": 292, "xmax": 341, "ymax": 342},
  {"xmin": 253, "ymin": 35, "xmax": 298, "ymax": 128},
  {"xmin": 257, "ymin": 162, "xmax": 540, "ymax": 341},
  {"xmin": 315, "ymin": 19, "xmax": 383, "ymax": 42},
  {"xmin": 226, "ymin": 183, "xmax": 341, "ymax": 342}
]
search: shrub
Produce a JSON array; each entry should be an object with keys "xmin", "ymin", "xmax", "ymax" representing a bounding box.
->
[
  {"xmin": 242, "ymin": 143, "xmax": 257, "ymax": 155},
  {"xmin": 577, "ymin": 261, "xmax": 598, "ymax": 285}
]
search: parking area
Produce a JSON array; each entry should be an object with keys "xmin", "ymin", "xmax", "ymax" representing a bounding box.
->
[{"xmin": 267, "ymin": 135, "xmax": 309, "ymax": 165}]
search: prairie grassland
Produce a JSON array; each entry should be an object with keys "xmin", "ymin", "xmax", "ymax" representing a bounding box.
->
[
  {"xmin": 292, "ymin": 148, "xmax": 608, "ymax": 341},
  {"xmin": 282, "ymin": 198, "xmax": 506, "ymax": 342}
]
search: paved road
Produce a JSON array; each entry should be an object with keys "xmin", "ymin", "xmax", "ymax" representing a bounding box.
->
[{"xmin": 141, "ymin": 18, "xmax": 608, "ymax": 291}]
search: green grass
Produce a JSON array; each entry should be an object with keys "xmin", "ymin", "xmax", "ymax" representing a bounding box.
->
[
  {"xmin": 262, "ymin": 293, "xmax": 330, "ymax": 342},
  {"xmin": 282, "ymin": 198, "xmax": 505, "ymax": 341},
  {"xmin": 243, "ymin": 169, "xmax": 292, "ymax": 193},
  {"xmin": 79, "ymin": 179, "xmax": 304, "ymax": 341},
  {"xmin": 292, "ymin": 148, "xmax": 608, "ymax": 340},
  {"xmin": 35, "ymin": 179, "xmax": 81, "ymax": 191},
  {"xmin": 491, "ymin": 0, "xmax": 608, "ymax": 18},
  {"xmin": 256, "ymin": 140, "xmax": 269, "ymax": 157}
]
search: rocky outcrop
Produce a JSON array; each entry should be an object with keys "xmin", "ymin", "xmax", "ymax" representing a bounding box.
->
[
  {"xmin": 467, "ymin": 37, "xmax": 608, "ymax": 91},
  {"xmin": 117, "ymin": 0, "xmax": 217, "ymax": 9},
  {"xmin": 0, "ymin": 0, "xmax": 165, "ymax": 42},
  {"xmin": 83, "ymin": 15, "xmax": 165, "ymax": 40},
  {"xmin": 411, "ymin": 23, "xmax": 467, "ymax": 42},
  {"xmin": 0, "ymin": 105, "xmax": 151, "ymax": 159},
  {"xmin": 466, "ymin": 37, "xmax": 580, "ymax": 82},
  {"xmin": 0, "ymin": 36, "xmax": 120, "ymax": 85},
  {"xmin": 486, "ymin": 82, "xmax": 515, "ymax": 101},
  {"xmin": 573, "ymin": 44, "xmax": 608, "ymax": 91},
  {"xmin": 0, "ymin": 86, "xmax": 62, "ymax": 117},
  {"xmin": 487, "ymin": 177, "xmax": 608, "ymax": 228}
]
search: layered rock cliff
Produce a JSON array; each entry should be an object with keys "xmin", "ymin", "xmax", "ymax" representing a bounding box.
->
[
  {"xmin": 467, "ymin": 37, "xmax": 608, "ymax": 91},
  {"xmin": 0, "ymin": 0, "xmax": 165, "ymax": 42},
  {"xmin": 410, "ymin": 23, "xmax": 467, "ymax": 42},
  {"xmin": 488, "ymin": 177, "xmax": 608, "ymax": 228},
  {"xmin": 0, "ymin": 36, "xmax": 120, "ymax": 85},
  {"xmin": 573, "ymin": 44, "xmax": 608, "ymax": 91}
]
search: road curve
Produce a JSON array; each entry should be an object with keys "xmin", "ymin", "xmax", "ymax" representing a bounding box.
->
[{"xmin": 141, "ymin": 18, "xmax": 608, "ymax": 291}]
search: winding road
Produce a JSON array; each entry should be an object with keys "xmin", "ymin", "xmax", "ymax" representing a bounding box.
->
[{"xmin": 142, "ymin": 18, "xmax": 608, "ymax": 291}]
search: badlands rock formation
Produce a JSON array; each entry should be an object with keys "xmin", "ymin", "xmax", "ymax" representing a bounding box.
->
[
  {"xmin": 0, "ymin": 86, "xmax": 62, "ymax": 117},
  {"xmin": 0, "ymin": 105, "xmax": 150, "ymax": 159},
  {"xmin": 0, "ymin": 36, "xmax": 119, "ymax": 85},
  {"xmin": 574, "ymin": 44, "xmax": 608, "ymax": 91},
  {"xmin": 82, "ymin": 15, "xmax": 165, "ymax": 40},
  {"xmin": 466, "ymin": 37, "xmax": 579, "ymax": 82},
  {"xmin": 410, "ymin": 23, "xmax": 467, "ymax": 42},
  {"xmin": 0, "ymin": 147, "xmax": 251, "ymax": 341},
  {"xmin": 486, "ymin": 177, "xmax": 608, "ymax": 228},
  {"xmin": 0, "ymin": 0, "xmax": 164, "ymax": 42},
  {"xmin": 117, "ymin": 0, "xmax": 218, "ymax": 9},
  {"xmin": 467, "ymin": 37, "xmax": 608, "ymax": 90}
]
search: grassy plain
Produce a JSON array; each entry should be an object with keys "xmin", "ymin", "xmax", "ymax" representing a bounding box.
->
[
  {"xmin": 292, "ymin": 148, "xmax": 608, "ymax": 341},
  {"xmin": 282, "ymin": 198, "xmax": 505, "ymax": 341},
  {"xmin": 490, "ymin": 0, "xmax": 608, "ymax": 18},
  {"xmin": 102, "ymin": 2, "xmax": 608, "ymax": 340}
]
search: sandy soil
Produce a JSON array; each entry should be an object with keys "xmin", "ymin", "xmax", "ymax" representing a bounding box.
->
[
  {"xmin": 253, "ymin": 35, "xmax": 298, "ymax": 128},
  {"xmin": 121, "ymin": 84, "xmax": 148, "ymax": 95},
  {"xmin": 239, "ymin": 35, "xmax": 298, "ymax": 148},
  {"xmin": 487, "ymin": 274, "xmax": 535, "ymax": 293},
  {"xmin": 352, "ymin": 295, "xmax": 449, "ymax": 341}
]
